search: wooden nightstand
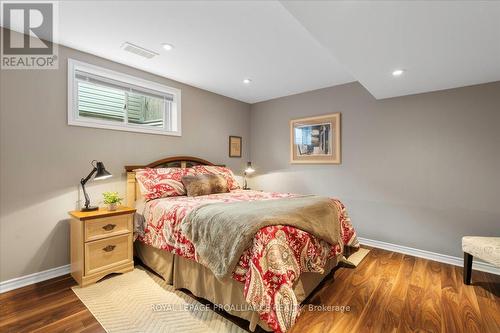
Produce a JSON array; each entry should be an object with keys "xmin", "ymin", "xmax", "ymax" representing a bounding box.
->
[{"xmin": 69, "ymin": 206, "xmax": 135, "ymax": 287}]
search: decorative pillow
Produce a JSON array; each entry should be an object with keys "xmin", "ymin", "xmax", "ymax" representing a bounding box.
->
[
  {"xmin": 135, "ymin": 167, "xmax": 193, "ymax": 200},
  {"xmin": 181, "ymin": 174, "xmax": 229, "ymax": 197},
  {"xmin": 191, "ymin": 165, "xmax": 240, "ymax": 190}
]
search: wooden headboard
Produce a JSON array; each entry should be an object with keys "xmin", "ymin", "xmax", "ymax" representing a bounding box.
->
[{"xmin": 124, "ymin": 156, "xmax": 218, "ymax": 206}]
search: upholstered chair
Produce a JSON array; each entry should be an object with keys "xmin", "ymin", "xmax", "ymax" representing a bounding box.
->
[{"xmin": 462, "ymin": 236, "xmax": 500, "ymax": 284}]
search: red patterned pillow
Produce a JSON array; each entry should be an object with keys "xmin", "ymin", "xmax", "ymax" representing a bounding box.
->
[
  {"xmin": 135, "ymin": 168, "xmax": 193, "ymax": 200},
  {"xmin": 191, "ymin": 165, "xmax": 240, "ymax": 190}
]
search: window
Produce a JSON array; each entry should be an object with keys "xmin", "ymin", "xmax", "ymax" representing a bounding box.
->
[{"xmin": 68, "ymin": 59, "xmax": 181, "ymax": 136}]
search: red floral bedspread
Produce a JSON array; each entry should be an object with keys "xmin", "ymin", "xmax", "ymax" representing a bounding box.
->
[{"xmin": 137, "ymin": 190, "xmax": 358, "ymax": 332}]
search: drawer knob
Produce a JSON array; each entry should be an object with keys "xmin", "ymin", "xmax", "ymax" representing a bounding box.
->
[
  {"xmin": 102, "ymin": 224, "xmax": 116, "ymax": 231},
  {"xmin": 102, "ymin": 245, "xmax": 116, "ymax": 252}
]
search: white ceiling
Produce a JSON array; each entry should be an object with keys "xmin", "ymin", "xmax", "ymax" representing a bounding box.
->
[
  {"xmin": 56, "ymin": 1, "xmax": 354, "ymax": 103},
  {"xmin": 2, "ymin": 1, "xmax": 499, "ymax": 102},
  {"xmin": 281, "ymin": 0, "xmax": 500, "ymax": 99}
]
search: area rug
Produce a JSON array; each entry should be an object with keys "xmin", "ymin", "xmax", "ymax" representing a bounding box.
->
[{"xmin": 72, "ymin": 268, "xmax": 246, "ymax": 333}]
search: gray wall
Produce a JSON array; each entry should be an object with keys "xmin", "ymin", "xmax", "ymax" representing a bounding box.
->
[
  {"xmin": 0, "ymin": 34, "xmax": 250, "ymax": 281},
  {"xmin": 1, "ymin": 28, "xmax": 499, "ymax": 283},
  {"xmin": 250, "ymin": 81, "xmax": 500, "ymax": 258}
]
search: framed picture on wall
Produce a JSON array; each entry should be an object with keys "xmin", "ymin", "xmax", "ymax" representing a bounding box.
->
[
  {"xmin": 229, "ymin": 136, "xmax": 242, "ymax": 157},
  {"xmin": 290, "ymin": 113, "xmax": 341, "ymax": 164}
]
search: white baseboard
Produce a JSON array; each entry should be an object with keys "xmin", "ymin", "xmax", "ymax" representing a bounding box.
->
[
  {"xmin": 0, "ymin": 264, "xmax": 71, "ymax": 294},
  {"xmin": 358, "ymin": 237, "xmax": 500, "ymax": 275},
  {"xmin": 1, "ymin": 238, "xmax": 498, "ymax": 294}
]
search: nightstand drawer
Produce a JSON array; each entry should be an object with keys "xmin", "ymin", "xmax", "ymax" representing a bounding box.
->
[
  {"xmin": 84, "ymin": 214, "xmax": 132, "ymax": 242},
  {"xmin": 84, "ymin": 234, "xmax": 132, "ymax": 276}
]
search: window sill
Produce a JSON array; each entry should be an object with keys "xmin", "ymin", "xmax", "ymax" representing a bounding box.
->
[{"xmin": 68, "ymin": 119, "xmax": 182, "ymax": 137}]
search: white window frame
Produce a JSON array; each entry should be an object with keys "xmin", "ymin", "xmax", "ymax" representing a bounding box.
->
[{"xmin": 67, "ymin": 58, "xmax": 181, "ymax": 136}]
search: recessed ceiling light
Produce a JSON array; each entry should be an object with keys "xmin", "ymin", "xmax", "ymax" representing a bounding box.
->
[
  {"xmin": 243, "ymin": 78, "xmax": 252, "ymax": 84},
  {"xmin": 162, "ymin": 43, "xmax": 174, "ymax": 51},
  {"xmin": 392, "ymin": 69, "xmax": 405, "ymax": 77}
]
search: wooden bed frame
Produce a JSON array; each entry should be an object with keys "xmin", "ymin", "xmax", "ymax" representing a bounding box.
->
[
  {"xmin": 124, "ymin": 155, "xmax": 218, "ymax": 207},
  {"xmin": 124, "ymin": 155, "xmax": 340, "ymax": 332}
]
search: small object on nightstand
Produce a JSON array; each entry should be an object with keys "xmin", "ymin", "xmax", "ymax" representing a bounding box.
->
[
  {"xmin": 69, "ymin": 206, "xmax": 135, "ymax": 287},
  {"xmin": 243, "ymin": 161, "xmax": 255, "ymax": 190},
  {"xmin": 80, "ymin": 160, "xmax": 112, "ymax": 211},
  {"xmin": 102, "ymin": 191, "xmax": 123, "ymax": 211}
]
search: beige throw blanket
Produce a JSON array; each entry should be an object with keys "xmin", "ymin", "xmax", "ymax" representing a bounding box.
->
[{"xmin": 181, "ymin": 195, "xmax": 340, "ymax": 280}]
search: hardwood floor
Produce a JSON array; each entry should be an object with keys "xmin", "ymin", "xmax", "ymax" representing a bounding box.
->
[
  {"xmin": 1, "ymin": 247, "xmax": 498, "ymax": 333},
  {"xmin": 289, "ymin": 248, "xmax": 500, "ymax": 333}
]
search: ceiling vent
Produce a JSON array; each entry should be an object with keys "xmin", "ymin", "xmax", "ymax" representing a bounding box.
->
[{"xmin": 121, "ymin": 42, "xmax": 159, "ymax": 59}]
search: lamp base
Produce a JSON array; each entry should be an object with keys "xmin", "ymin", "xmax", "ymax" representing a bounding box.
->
[{"xmin": 81, "ymin": 206, "xmax": 99, "ymax": 212}]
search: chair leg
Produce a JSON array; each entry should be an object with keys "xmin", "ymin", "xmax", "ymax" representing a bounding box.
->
[{"xmin": 463, "ymin": 252, "xmax": 473, "ymax": 285}]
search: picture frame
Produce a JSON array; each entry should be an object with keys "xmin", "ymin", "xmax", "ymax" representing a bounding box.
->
[
  {"xmin": 229, "ymin": 136, "xmax": 242, "ymax": 158},
  {"xmin": 290, "ymin": 113, "xmax": 341, "ymax": 164}
]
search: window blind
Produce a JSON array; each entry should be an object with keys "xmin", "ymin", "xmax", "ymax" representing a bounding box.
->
[{"xmin": 75, "ymin": 70, "xmax": 173, "ymax": 128}]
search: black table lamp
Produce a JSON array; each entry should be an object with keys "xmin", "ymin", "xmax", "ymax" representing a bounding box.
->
[
  {"xmin": 243, "ymin": 161, "xmax": 255, "ymax": 190},
  {"xmin": 80, "ymin": 160, "xmax": 112, "ymax": 211}
]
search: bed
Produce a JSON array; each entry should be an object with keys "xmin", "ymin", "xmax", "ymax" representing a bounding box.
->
[{"xmin": 125, "ymin": 156, "xmax": 359, "ymax": 332}]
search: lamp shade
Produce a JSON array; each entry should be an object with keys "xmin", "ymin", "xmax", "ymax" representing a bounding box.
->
[
  {"xmin": 94, "ymin": 161, "xmax": 112, "ymax": 180},
  {"xmin": 244, "ymin": 161, "xmax": 255, "ymax": 174}
]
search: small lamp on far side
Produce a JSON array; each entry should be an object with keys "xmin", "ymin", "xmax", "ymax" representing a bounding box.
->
[{"xmin": 243, "ymin": 161, "xmax": 254, "ymax": 190}]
